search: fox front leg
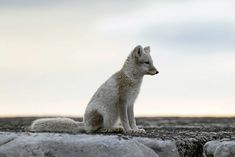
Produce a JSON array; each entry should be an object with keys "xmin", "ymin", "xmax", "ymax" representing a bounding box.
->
[
  {"xmin": 119, "ymin": 102, "xmax": 132, "ymax": 132},
  {"xmin": 127, "ymin": 105, "xmax": 138, "ymax": 129},
  {"xmin": 128, "ymin": 105, "xmax": 146, "ymax": 134}
]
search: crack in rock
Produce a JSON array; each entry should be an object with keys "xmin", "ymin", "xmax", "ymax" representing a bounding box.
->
[{"xmin": 0, "ymin": 138, "xmax": 16, "ymax": 147}]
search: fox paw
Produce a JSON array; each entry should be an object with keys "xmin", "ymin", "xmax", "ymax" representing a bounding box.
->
[
  {"xmin": 125, "ymin": 128, "xmax": 146, "ymax": 134},
  {"xmin": 134, "ymin": 128, "xmax": 146, "ymax": 134}
]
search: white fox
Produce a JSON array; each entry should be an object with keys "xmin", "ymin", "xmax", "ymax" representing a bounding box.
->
[{"xmin": 30, "ymin": 45, "xmax": 158, "ymax": 134}]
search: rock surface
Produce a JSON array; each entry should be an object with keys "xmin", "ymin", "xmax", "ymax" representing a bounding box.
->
[
  {"xmin": 0, "ymin": 132, "xmax": 180, "ymax": 157},
  {"xmin": 0, "ymin": 117, "xmax": 234, "ymax": 157},
  {"xmin": 203, "ymin": 139, "xmax": 235, "ymax": 157}
]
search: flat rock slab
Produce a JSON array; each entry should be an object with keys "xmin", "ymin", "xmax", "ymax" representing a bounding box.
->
[
  {"xmin": 203, "ymin": 139, "xmax": 235, "ymax": 157},
  {"xmin": 0, "ymin": 117, "xmax": 234, "ymax": 157},
  {"xmin": 0, "ymin": 132, "xmax": 179, "ymax": 157}
]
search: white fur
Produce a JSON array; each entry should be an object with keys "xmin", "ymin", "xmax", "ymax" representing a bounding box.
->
[
  {"xmin": 30, "ymin": 45, "xmax": 158, "ymax": 134},
  {"xmin": 30, "ymin": 118, "xmax": 83, "ymax": 133}
]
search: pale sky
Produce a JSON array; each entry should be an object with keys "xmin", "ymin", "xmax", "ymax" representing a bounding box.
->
[{"xmin": 0, "ymin": 0, "xmax": 235, "ymax": 117}]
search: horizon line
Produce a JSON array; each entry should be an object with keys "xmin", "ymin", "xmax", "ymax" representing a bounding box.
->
[{"xmin": 0, "ymin": 114, "xmax": 234, "ymax": 118}]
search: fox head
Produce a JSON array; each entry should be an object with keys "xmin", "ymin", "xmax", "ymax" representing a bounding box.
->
[{"xmin": 131, "ymin": 45, "xmax": 159, "ymax": 76}]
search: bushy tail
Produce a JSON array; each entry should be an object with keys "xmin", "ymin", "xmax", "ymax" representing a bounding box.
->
[{"xmin": 30, "ymin": 117, "xmax": 85, "ymax": 133}]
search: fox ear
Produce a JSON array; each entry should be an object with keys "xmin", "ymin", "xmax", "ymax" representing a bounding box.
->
[
  {"xmin": 133, "ymin": 45, "xmax": 143, "ymax": 58},
  {"xmin": 144, "ymin": 46, "xmax": 150, "ymax": 53}
]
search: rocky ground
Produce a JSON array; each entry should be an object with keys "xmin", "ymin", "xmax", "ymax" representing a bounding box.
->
[{"xmin": 0, "ymin": 117, "xmax": 234, "ymax": 157}]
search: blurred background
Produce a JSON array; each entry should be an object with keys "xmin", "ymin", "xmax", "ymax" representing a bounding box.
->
[{"xmin": 0, "ymin": 0, "xmax": 234, "ymax": 117}]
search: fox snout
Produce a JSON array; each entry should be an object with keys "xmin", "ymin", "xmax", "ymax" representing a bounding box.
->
[{"xmin": 148, "ymin": 67, "xmax": 159, "ymax": 75}]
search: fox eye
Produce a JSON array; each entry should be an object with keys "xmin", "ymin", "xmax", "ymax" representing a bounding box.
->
[{"xmin": 144, "ymin": 61, "xmax": 150, "ymax": 64}]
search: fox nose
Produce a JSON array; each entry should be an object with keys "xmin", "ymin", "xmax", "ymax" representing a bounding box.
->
[{"xmin": 155, "ymin": 70, "xmax": 159, "ymax": 74}]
